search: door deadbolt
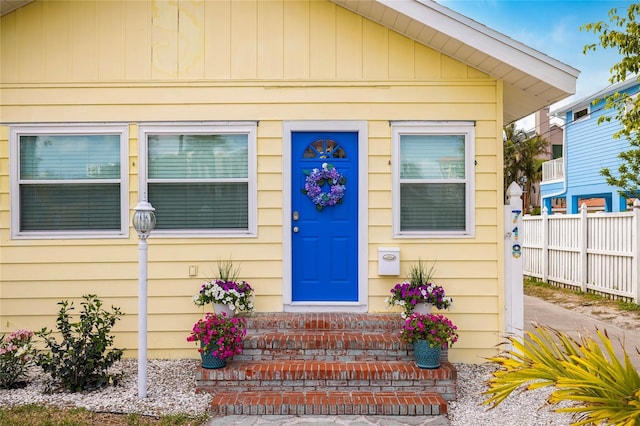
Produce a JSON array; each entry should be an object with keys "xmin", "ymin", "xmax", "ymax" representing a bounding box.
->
[{"xmin": 292, "ymin": 211, "xmax": 299, "ymax": 221}]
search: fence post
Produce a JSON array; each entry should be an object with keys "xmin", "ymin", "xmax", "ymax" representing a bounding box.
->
[
  {"xmin": 504, "ymin": 182, "xmax": 523, "ymax": 340},
  {"xmin": 542, "ymin": 206, "xmax": 549, "ymax": 283},
  {"xmin": 579, "ymin": 203, "xmax": 588, "ymax": 293},
  {"xmin": 634, "ymin": 200, "xmax": 640, "ymax": 304}
]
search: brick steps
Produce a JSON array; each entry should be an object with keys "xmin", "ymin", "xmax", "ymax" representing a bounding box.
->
[
  {"xmin": 238, "ymin": 331, "xmax": 410, "ymax": 361},
  {"xmin": 197, "ymin": 359, "xmax": 456, "ymax": 396},
  {"xmin": 196, "ymin": 312, "xmax": 456, "ymax": 417},
  {"xmin": 210, "ymin": 390, "xmax": 447, "ymax": 416}
]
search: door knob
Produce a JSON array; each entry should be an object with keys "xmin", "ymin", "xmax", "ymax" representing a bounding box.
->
[{"xmin": 293, "ymin": 226, "xmax": 299, "ymax": 233}]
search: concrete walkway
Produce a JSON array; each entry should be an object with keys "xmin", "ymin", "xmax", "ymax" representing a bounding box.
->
[
  {"xmin": 205, "ymin": 296, "xmax": 640, "ymax": 425},
  {"xmin": 524, "ymin": 294, "xmax": 640, "ymax": 370}
]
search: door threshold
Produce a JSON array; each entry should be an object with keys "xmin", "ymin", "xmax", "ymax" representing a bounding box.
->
[{"xmin": 284, "ymin": 303, "xmax": 368, "ymax": 313}]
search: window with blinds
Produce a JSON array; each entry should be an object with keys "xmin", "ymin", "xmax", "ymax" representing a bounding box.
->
[
  {"xmin": 392, "ymin": 122, "xmax": 475, "ymax": 237},
  {"xmin": 139, "ymin": 124, "xmax": 257, "ymax": 237},
  {"xmin": 10, "ymin": 126, "xmax": 128, "ymax": 238}
]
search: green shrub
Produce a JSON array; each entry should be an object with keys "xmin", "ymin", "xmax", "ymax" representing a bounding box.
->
[
  {"xmin": 36, "ymin": 294, "xmax": 124, "ymax": 392},
  {"xmin": 0, "ymin": 329, "xmax": 36, "ymax": 389},
  {"xmin": 484, "ymin": 324, "xmax": 640, "ymax": 426}
]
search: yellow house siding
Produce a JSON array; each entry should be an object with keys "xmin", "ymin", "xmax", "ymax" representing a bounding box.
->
[
  {"xmin": 204, "ymin": 1, "xmax": 231, "ymax": 79},
  {"xmin": 0, "ymin": 0, "xmax": 507, "ymax": 363}
]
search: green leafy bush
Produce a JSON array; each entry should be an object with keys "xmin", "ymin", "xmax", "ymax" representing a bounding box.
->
[
  {"xmin": 484, "ymin": 324, "xmax": 640, "ymax": 426},
  {"xmin": 36, "ymin": 294, "xmax": 124, "ymax": 392},
  {"xmin": 0, "ymin": 329, "xmax": 36, "ymax": 389}
]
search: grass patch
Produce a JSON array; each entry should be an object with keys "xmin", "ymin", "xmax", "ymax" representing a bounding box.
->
[{"xmin": 0, "ymin": 405, "xmax": 208, "ymax": 426}]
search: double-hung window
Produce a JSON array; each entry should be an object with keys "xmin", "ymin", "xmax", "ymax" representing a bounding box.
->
[
  {"xmin": 10, "ymin": 124, "xmax": 129, "ymax": 238},
  {"xmin": 392, "ymin": 122, "xmax": 475, "ymax": 237},
  {"xmin": 138, "ymin": 123, "xmax": 257, "ymax": 237}
]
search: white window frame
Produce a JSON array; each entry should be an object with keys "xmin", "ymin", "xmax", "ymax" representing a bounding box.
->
[
  {"xmin": 137, "ymin": 122, "xmax": 257, "ymax": 238},
  {"xmin": 573, "ymin": 106, "xmax": 590, "ymax": 122},
  {"xmin": 391, "ymin": 121, "xmax": 475, "ymax": 238},
  {"xmin": 10, "ymin": 123, "xmax": 130, "ymax": 239}
]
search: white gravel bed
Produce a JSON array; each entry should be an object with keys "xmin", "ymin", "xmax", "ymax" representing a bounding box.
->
[
  {"xmin": 448, "ymin": 363, "xmax": 575, "ymax": 425},
  {"xmin": 0, "ymin": 360, "xmax": 579, "ymax": 424},
  {"xmin": 0, "ymin": 359, "xmax": 212, "ymax": 418}
]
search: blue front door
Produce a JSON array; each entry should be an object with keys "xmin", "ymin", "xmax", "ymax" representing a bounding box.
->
[{"xmin": 291, "ymin": 131, "xmax": 358, "ymax": 302}]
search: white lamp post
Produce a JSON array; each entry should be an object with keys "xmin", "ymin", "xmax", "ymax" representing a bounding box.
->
[{"xmin": 132, "ymin": 195, "xmax": 156, "ymax": 399}]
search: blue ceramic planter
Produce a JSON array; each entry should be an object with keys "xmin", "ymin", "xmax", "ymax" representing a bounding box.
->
[
  {"xmin": 200, "ymin": 350, "xmax": 227, "ymax": 369},
  {"xmin": 413, "ymin": 340, "xmax": 441, "ymax": 369}
]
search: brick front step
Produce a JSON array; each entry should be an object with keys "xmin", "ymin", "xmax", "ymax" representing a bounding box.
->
[
  {"xmin": 210, "ymin": 390, "xmax": 448, "ymax": 416},
  {"xmin": 197, "ymin": 359, "xmax": 456, "ymax": 400},
  {"xmin": 241, "ymin": 312, "xmax": 405, "ymax": 332},
  {"xmin": 237, "ymin": 330, "xmax": 410, "ymax": 361}
]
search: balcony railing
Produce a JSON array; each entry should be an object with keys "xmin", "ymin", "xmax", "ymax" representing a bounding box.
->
[{"xmin": 542, "ymin": 157, "xmax": 564, "ymax": 181}]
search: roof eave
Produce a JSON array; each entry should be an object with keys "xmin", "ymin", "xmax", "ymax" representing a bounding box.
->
[{"xmin": 330, "ymin": 0, "xmax": 579, "ymax": 123}]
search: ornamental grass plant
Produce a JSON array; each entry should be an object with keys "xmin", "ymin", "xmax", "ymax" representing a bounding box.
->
[
  {"xmin": 399, "ymin": 312, "xmax": 459, "ymax": 349},
  {"xmin": 186, "ymin": 312, "xmax": 247, "ymax": 360},
  {"xmin": 386, "ymin": 259, "xmax": 453, "ymax": 317}
]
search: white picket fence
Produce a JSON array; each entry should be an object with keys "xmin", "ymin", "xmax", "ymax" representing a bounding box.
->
[{"xmin": 522, "ymin": 202, "xmax": 640, "ymax": 303}]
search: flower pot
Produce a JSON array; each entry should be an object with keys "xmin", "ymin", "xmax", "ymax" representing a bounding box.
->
[
  {"xmin": 200, "ymin": 350, "xmax": 227, "ymax": 369},
  {"xmin": 412, "ymin": 302, "xmax": 432, "ymax": 315},
  {"xmin": 413, "ymin": 339, "xmax": 441, "ymax": 369},
  {"xmin": 213, "ymin": 303, "xmax": 235, "ymax": 318}
]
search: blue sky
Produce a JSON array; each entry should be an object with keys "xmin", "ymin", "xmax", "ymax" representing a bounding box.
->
[{"xmin": 438, "ymin": 0, "xmax": 635, "ymax": 129}]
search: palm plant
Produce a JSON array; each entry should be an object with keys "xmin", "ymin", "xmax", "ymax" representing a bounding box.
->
[
  {"xmin": 503, "ymin": 123, "xmax": 549, "ymax": 212},
  {"xmin": 484, "ymin": 324, "xmax": 640, "ymax": 426}
]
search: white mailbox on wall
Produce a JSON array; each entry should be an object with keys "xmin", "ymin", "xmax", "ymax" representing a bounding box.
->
[{"xmin": 378, "ymin": 247, "xmax": 400, "ymax": 276}]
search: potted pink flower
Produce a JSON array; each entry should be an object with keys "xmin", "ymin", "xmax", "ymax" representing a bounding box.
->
[
  {"xmin": 187, "ymin": 312, "xmax": 247, "ymax": 369},
  {"xmin": 399, "ymin": 312, "xmax": 459, "ymax": 369}
]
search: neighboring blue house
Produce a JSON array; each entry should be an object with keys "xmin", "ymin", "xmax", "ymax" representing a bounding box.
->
[{"xmin": 541, "ymin": 78, "xmax": 639, "ymax": 214}]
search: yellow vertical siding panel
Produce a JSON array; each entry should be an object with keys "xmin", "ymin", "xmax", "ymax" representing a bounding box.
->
[
  {"xmin": 42, "ymin": 1, "xmax": 71, "ymax": 82},
  {"xmin": 388, "ymin": 31, "xmax": 414, "ymax": 79},
  {"xmin": 97, "ymin": 0, "xmax": 124, "ymax": 80},
  {"xmin": 441, "ymin": 54, "xmax": 468, "ymax": 79},
  {"xmin": 335, "ymin": 5, "xmax": 362, "ymax": 79},
  {"xmin": 151, "ymin": 0, "xmax": 178, "ymax": 79},
  {"xmin": 70, "ymin": 1, "xmax": 98, "ymax": 81},
  {"xmin": 231, "ymin": 0, "xmax": 257, "ymax": 79},
  {"xmin": 204, "ymin": 0, "xmax": 231, "ymax": 79},
  {"xmin": 309, "ymin": 0, "xmax": 335, "ymax": 79},
  {"xmin": 124, "ymin": 1, "xmax": 152, "ymax": 80},
  {"xmin": 257, "ymin": 0, "xmax": 283, "ymax": 79},
  {"xmin": 0, "ymin": 14, "xmax": 17, "ymax": 82},
  {"xmin": 177, "ymin": 0, "xmax": 205, "ymax": 79},
  {"xmin": 415, "ymin": 43, "xmax": 441, "ymax": 79},
  {"xmin": 362, "ymin": 20, "xmax": 388, "ymax": 80},
  {"xmin": 283, "ymin": 0, "xmax": 310, "ymax": 79},
  {"xmin": 16, "ymin": 2, "xmax": 44, "ymax": 82},
  {"xmin": 468, "ymin": 67, "xmax": 489, "ymax": 78}
]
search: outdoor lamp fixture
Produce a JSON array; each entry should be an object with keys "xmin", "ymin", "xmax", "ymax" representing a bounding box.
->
[{"xmin": 132, "ymin": 195, "xmax": 156, "ymax": 399}]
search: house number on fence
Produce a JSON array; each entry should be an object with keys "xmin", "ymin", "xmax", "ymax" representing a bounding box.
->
[{"xmin": 511, "ymin": 209, "xmax": 522, "ymax": 259}]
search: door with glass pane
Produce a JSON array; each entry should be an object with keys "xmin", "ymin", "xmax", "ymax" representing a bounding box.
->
[{"xmin": 291, "ymin": 132, "xmax": 358, "ymax": 302}]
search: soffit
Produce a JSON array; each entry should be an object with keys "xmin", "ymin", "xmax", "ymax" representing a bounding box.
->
[
  {"xmin": 0, "ymin": 0, "xmax": 32, "ymax": 16},
  {"xmin": 331, "ymin": 0, "xmax": 580, "ymax": 124}
]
